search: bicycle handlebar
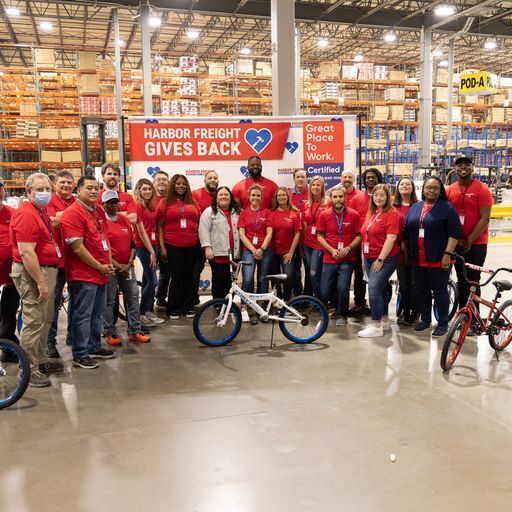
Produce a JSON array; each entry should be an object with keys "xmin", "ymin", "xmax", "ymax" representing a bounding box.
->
[{"xmin": 455, "ymin": 254, "xmax": 512, "ymax": 287}]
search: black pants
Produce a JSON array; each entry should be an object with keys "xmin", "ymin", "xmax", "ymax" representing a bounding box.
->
[
  {"xmin": 455, "ymin": 243, "xmax": 487, "ymax": 309},
  {"xmin": 0, "ymin": 284, "xmax": 20, "ymax": 343},
  {"xmin": 293, "ymin": 254, "xmax": 311, "ymax": 296},
  {"xmin": 413, "ymin": 266, "xmax": 450, "ymax": 328},
  {"xmin": 396, "ymin": 264, "xmax": 418, "ymax": 321},
  {"xmin": 271, "ymin": 254, "xmax": 295, "ymax": 301},
  {"xmin": 210, "ymin": 261, "xmax": 232, "ymax": 299},
  {"xmin": 192, "ymin": 251, "xmax": 206, "ymax": 305},
  {"xmin": 165, "ymin": 244, "xmax": 200, "ymax": 315},
  {"xmin": 353, "ymin": 248, "xmax": 367, "ymax": 307},
  {"xmin": 156, "ymin": 255, "xmax": 172, "ymax": 305}
]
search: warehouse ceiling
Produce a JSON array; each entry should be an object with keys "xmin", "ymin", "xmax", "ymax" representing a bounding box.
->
[{"xmin": 2, "ymin": 1, "xmax": 512, "ymax": 73}]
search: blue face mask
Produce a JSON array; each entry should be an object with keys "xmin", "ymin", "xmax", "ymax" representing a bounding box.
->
[{"xmin": 34, "ymin": 191, "xmax": 52, "ymax": 207}]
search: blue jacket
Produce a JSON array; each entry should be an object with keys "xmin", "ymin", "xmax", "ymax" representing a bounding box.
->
[{"xmin": 403, "ymin": 200, "xmax": 461, "ymax": 263}]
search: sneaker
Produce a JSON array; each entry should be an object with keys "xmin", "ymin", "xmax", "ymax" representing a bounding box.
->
[
  {"xmin": 29, "ymin": 370, "xmax": 51, "ymax": 387},
  {"xmin": 140, "ymin": 315, "xmax": 157, "ymax": 328},
  {"xmin": 381, "ymin": 320, "xmax": 391, "ymax": 331},
  {"xmin": 241, "ymin": 310, "xmax": 250, "ymax": 323},
  {"xmin": 185, "ymin": 310, "xmax": 196, "ymax": 319},
  {"xmin": 168, "ymin": 312, "xmax": 181, "ymax": 320},
  {"xmin": 140, "ymin": 326, "xmax": 151, "ymax": 335},
  {"xmin": 89, "ymin": 348, "xmax": 115, "ymax": 359},
  {"xmin": 358, "ymin": 325, "xmax": 384, "ymax": 338},
  {"xmin": 129, "ymin": 332, "xmax": 151, "ymax": 343},
  {"xmin": 335, "ymin": 316, "xmax": 348, "ymax": 326},
  {"xmin": 45, "ymin": 344, "xmax": 60, "ymax": 359},
  {"xmin": 348, "ymin": 305, "xmax": 366, "ymax": 317},
  {"xmin": 414, "ymin": 321, "xmax": 431, "ymax": 332},
  {"xmin": 145, "ymin": 312, "xmax": 165, "ymax": 324},
  {"xmin": 106, "ymin": 334, "xmax": 122, "ymax": 347},
  {"xmin": 72, "ymin": 357, "xmax": 99, "ymax": 369},
  {"xmin": 466, "ymin": 325, "xmax": 478, "ymax": 337},
  {"xmin": 432, "ymin": 326, "xmax": 448, "ymax": 338},
  {"xmin": 155, "ymin": 301, "xmax": 167, "ymax": 311},
  {"xmin": 39, "ymin": 361, "xmax": 64, "ymax": 374}
]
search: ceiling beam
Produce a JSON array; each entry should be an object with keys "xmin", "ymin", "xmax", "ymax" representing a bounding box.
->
[
  {"xmin": 428, "ymin": 1, "xmax": 502, "ymax": 31},
  {"xmin": 26, "ymin": 1, "xmax": 41, "ymax": 46},
  {"xmin": 0, "ymin": 0, "xmax": 29, "ymax": 65}
]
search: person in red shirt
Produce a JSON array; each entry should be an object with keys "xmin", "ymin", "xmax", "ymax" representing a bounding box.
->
[
  {"xmin": 157, "ymin": 174, "xmax": 201, "ymax": 319},
  {"xmin": 153, "ymin": 170, "xmax": 169, "ymax": 208},
  {"xmin": 302, "ymin": 176, "xmax": 331, "ymax": 298},
  {"xmin": 102, "ymin": 191, "xmax": 150, "ymax": 345},
  {"xmin": 393, "ymin": 176, "xmax": 419, "ymax": 325},
  {"xmin": 0, "ymin": 179, "xmax": 20, "ymax": 359},
  {"xmin": 358, "ymin": 184, "xmax": 402, "ymax": 338},
  {"xmin": 270, "ymin": 187, "xmax": 302, "ymax": 301},
  {"xmin": 237, "ymin": 185, "xmax": 273, "ymax": 323},
  {"xmin": 341, "ymin": 170, "xmax": 363, "ymax": 209},
  {"xmin": 133, "ymin": 178, "xmax": 164, "ymax": 328},
  {"xmin": 10, "ymin": 173, "xmax": 63, "ymax": 387},
  {"xmin": 99, "ymin": 162, "xmax": 137, "ymax": 224},
  {"xmin": 45, "ymin": 170, "xmax": 76, "ymax": 358},
  {"xmin": 232, "ymin": 155, "xmax": 278, "ymax": 210},
  {"xmin": 446, "ymin": 156, "xmax": 493, "ymax": 324},
  {"xmin": 317, "ymin": 186, "xmax": 362, "ymax": 326},
  {"xmin": 61, "ymin": 175, "xmax": 116, "ymax": 369}
]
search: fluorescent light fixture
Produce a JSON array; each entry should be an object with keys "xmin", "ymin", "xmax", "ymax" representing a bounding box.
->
[
  {"xmin": 187, "ymin": 30, "xmax": 199, "ymax": 39},
  {"xmin": 383, "ymin": 31, "xmax": 397, "ymax": 42},
  {"xmin": 433, "ymin": 49, "xmax": 444, "ymax": 58},
  {"xmin": 5, "ymin": 7, "xmax": 20, "ymax": 16},
  {"xmin": 148, "ymin": 16, "xmax": 161, "ymax": 28},
  {"xmin": 155, "ymin": 53, "xmax": 164, "ymax": 61},
  {"xmin": 434, "ymin": 4, "xmax": 455, "ymax": 17},
  {"xmin": 484, "ymin": 38, "xmax": 497, "ymax": 50},
  {"xmin": 39, "ymin": 21, "xmax": 53, "ymax": 32},
  {"xmin": 439, "ymin": 60, "xmax": 449, "ymax": 67},
  {"xmin": 354, "ymin": 54, "xmax": 364, "ymax": 62},
  {"xmin": 318, "ymin": 39, "xmax": 329, "ymax": 48},
  {"xmin": 240, "ymin": 47, "xmax": 251, "ymax": 55}
]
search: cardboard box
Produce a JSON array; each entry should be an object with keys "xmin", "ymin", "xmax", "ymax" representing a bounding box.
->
[
  {"xmin": 60, "ymin": 127, "xmax": 81, "ymax": 139},
  {"xmin": 39, "ymin": 128, "xmax": 60, "ymax": 140},
  {"xmin": 41, "ymin": 151, "xmax": 62, "ymax": 162},
  {"xmin": 34, "ymin": 49, "xmax": 55, "ymax": 67},
  {"xmin": 151, "ymin": 83, "xmax": 161, "ymax": 96},
  {"xmin": 236, "ymin": 59, "xmax": 253, "ymax": 75},
  {"xmin": 490, "ymin": 107, "xmax": 505, "ymax": 123},
  {"xmin": 389, "ymin": 105, "xmax": 404, "ymax": 120},
  {"xmin": 79, "ymin": 74, "xmax": 100, "ymax": 94},
  {"xmin": 20, "ymin": 103, "xmax": 37, "ymax": 116},
  {"xmin": 384, "ymin": 88, "xmax": 406, "ymax": 101},
  {"xmin": 79, "ymin": 52, "xmax": 97, "ymax": 70},
  {"xmin": 319, "ymin": 62, "xmax": 339, "ymax": 79},
  {"xmin": 99, "ymin": 58, "xmax": 115, "ymax": 71},
  {"xmin": 389, "ymin": 70, "xmax": 406, "ymax": 81},
  {"xmin": 255, "ymin": 61, "xmax": 271, "ymax": 76},
  {"xmin": 61, "ymin": 150, "xmax": 82, "ymax": 162},
  {"xmin": 208, "ymin": 62, "xmax": 225, "ymax": 76}
]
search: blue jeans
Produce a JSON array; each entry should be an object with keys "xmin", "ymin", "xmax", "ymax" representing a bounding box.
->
[
  {"xmin": 271, "ymin": 253, "xmax": 296, "ymax": 301},
  {"xmin": 364, "ymin": 254, "xmax": 399, "ymax": 321},
  {"xmin": 136, "ymin": 247, "xmax": 158, "ymax": 315},
  {"xmin": 241, "ymin": 248, "xmax": 273, "ymax": 293},
  {"xmin": 413, "ymin": 266, "xmax": 450, "ymax": 328},
  {"xmin": 303, "ymin": 246, "xmax": 323, "ymax": 298},
  {"xmin": 47, "ymin": 267, "xmax": 72, "ymax": 347},
  {"xmin": 321, "ymin": 262, "xmax": 355, "ymax": 317},
  {"xmin": 68, "ymin": 281, "xmax": 107, "ymax": 359}
]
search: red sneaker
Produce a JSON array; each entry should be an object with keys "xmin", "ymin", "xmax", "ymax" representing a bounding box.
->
[
  {"xmin": 129, "ymin": 332, "xmax": 151, "ymax": 343},
  {"xmin": 106, "ymin": 334, "xmax": 122, "ymax": 346}
]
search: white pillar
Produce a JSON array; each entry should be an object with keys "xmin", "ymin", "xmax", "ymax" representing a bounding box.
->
[
  {"xmin": 418, "ymin": 28, "xmax": 432, "ymax": 168},
  {"xmin": 113, "ymin": 8, "xmax": 124, "ymax": 170},
  {"xmin": 295, "ymin": 27, "xmax": 301, "ymax": 115},
  {"xmin": 446, "ymin": 39, "xmax": 455, "ymax": 142},
  {"xmin": 140, "ymin": 2, "xmax": 153, "ymax": 116},
  {"xmin": 271, "ymin": 0, "xmax": 296, "ymax": 116}
]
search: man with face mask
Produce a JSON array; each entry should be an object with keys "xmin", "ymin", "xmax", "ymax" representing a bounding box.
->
[{"xmin": 9, "ymin": 173, "xmax": 63, "ymax": 387}]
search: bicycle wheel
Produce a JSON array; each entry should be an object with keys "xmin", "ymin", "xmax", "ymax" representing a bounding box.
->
[
  {"xmin": 193, "ymin": 299, "xmax": 242, "ymax": 347},
  {"xmin": 279, "ymin": 295, "xmax": 328, "ymax": 343},
  {"xmin": 489, "ymin": 300, "xmax": 512, "ymax": 351},
  {"xmin": 0, "ymin": 339, "xmax": 30, "ymax": 410},
  {"xmin": 433, "ymin": 280, "xmax": 459, "ymax": 322},
  {"xmin": 440, "ymin": 313, "xmax": 469, "ymax": 371}
]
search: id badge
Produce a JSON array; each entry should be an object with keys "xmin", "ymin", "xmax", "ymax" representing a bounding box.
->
[
  {"xmin": 419, "ymin": 228, "xmax": 425, "ymax": 239},
  {"xmin": 363, "ymin": 242, "xmax": 369, "ymax": 254},
  {"xmin": 252, "ymin": 236, "xmax": 258, "ymax": 245},
  {"xmin": 338, "ymin": 242, "xmax": 344, "ymax": 251},
  {"xmin": 459, "ymin": 215, "xmax": 465, "ymax": 226},
  {"xmin": 180, "ymin": 219, "xmax": 187, "ymax": 229},
  {"xmin": 102, "ymin": 239, "xmax": 109, "ymax": 252},
  {"xmin": 55, "ymin": 245, "xmax": 62, "ymax": 258},
  {"xmin": 311, "ymin": 226, "xmax": 316, "ymax": 235},
  {"xmin": 151, "ymin": 232, "xmax": 156, "ymax": 242}
]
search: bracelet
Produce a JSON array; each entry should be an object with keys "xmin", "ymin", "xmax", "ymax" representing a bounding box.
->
[
  {"xmin": 444, "ymin": 251, "xmax": 454, "ymax": 257},
  {"xmin": 377, "ymin": 258, "xmax": 383, "ymax": 263}
]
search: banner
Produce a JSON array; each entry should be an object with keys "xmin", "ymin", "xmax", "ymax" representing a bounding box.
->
[
  {"xmin": 128, "ymin": 115, "xmax": 357, "ymax": 191},
  {"xmin": 459, "ymin": 71, "xmax": 498, "ymax": 96}
]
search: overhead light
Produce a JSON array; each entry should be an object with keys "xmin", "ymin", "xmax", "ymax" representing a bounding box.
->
[
  {"xmin": 439, "ymin": 60, "xmax": 449, "ymax": 67},
  {"xmin": 155, "ymin": 53, "xmax": 164, "ymax": 61},
  {"xmin": 5, "ymin": 7, "xmax": 20, "ymax": 16},
  {"xmin": 117, "ymin": 39, "xmax": 125, "ymax": 47},
  {"xmin": 240, "ymin": 47, "xmax": 251, "ymax": 55},
  {"xmin": 433, "ymin": 49, "xmax": 444, "ymax": 58},
  {"xmin": 484, "ymin": 38, "xmax": 497, "ymax": 50},
  {"xmin": 318, "ymin": 39, "xmax": 329, "ymax": 48},
  {"xmin": 148, "ymin": 16, "xmax": 161, "ymax": 28},
  {"xmin": 354, "ymin": 54, "xmax": 364, "ymax": 62},
  {"xmin": 383, "ymin": 31, "xmax": 397, "ymax": 42},
  {"xmin": 434, "ymin": 4, "xmax": 455, "ymax": 17},
  {"xmin": 39, "ymin": 21, "xmax": 53, "ymax": 32},
  {"xmin": 187, "ymin": 30, "xmax": 199, "ymax": 39}
]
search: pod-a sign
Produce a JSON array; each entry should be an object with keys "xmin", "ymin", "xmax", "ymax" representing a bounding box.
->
[{"xmin": 459, "ymin": 71, "xmax": 498, "ymax": 96}]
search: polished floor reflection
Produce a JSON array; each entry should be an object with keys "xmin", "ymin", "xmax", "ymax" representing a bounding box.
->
[{"xmin": 2, "ymin": 244, "xmax": 512, "ymax": 512}]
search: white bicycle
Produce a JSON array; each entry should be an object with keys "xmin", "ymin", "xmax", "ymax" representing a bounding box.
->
[{"xmin": 193, "ymin": 261, "xmax": 329, "ymax": 347}]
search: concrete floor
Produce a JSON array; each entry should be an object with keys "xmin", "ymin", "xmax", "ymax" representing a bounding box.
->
[{"xmin": 2, "ymin": 244, "xmax": 512, "ymax": 512}]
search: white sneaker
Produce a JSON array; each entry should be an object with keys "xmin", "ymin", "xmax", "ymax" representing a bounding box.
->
[
  {"xmin": 241, "ymin": 310, "xmax": 250, "ymax": 323},
  {"xmin": 358, "ymin": 325, "xmax": 384, "ymax": 338},
  {"xmin": 381, "ymin": 320, "xmax": 391, "ymax": 331},
  {"xmin": 335, "ymin": 316, "xmax": 348, "ymax": 326},
  {"xmin": 146, "ymin": 312, "xmax": 165, "ymax": 324},
  {"xmin": 140, "ymin": 315, "xmax": 156, "ymax": 328}
]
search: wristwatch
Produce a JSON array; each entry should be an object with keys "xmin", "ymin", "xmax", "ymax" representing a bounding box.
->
[{"xmin": 377, "ymin": 258, "xmax": 383, "ymax": 263}]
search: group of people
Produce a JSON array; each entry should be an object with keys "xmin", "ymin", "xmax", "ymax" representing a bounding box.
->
[{"xmin": 0, "ymin": 154, "xmax": 493, "ymax": 388}]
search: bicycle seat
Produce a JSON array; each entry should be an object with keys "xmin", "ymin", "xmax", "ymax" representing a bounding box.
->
[
  {"xmin": 493, "ymin": 280, "xmax": 512, "ymax": 291},
  {"xmin": 264, "ymin": 274, "xmax": 288, "ymax": 283}
]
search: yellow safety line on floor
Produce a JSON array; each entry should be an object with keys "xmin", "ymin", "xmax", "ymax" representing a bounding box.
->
[{"xmin": 489, "ymin": 236, "xmax": 512, "ymax": 243}]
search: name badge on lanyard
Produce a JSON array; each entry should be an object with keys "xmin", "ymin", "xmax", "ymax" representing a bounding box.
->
[
  {"xmin": 252, "ymin": 236, "xmax": 259, "ymax": 245},
  {"xmin": 151, "ymin": 232, "xmax": 156, "ymax": 242},
  {"xmin": 363, "ymin": 242, "xmax": 369, "ymax": 254},
  {"xmin": 459, "ymin": 214, "xmax": 465, "ymax": 226},
  {"xmin": 55, "ymin": 244, "xmax": 62, "ymax": 258},
  {"xmin": 311, "ymin": 226, "xmax": 316, "ymax": 235},
  {"xmin": 180, "ymin": 218, "xmax": 187, "ymax": 229},
  {"xmin": 179, "ymin": 201, "xmax": 187, "ymax": 229},
  {"xmin": 102, "ymin": 239, "xmax": 109, "ymax": 252}
]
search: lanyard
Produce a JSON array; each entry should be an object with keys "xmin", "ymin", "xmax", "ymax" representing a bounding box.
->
[
  {"xmin": 250, "ymin": 208, "xmax": 261, "ymax": 231},
  {"xmin": 178, "ymin": 199, "xmax": 185, "ymax": 219},
  {"xmin": 333, "ymin": 209, "xmax": 345, "ymax": 239},
  {"xmin": 78, "ymin": 200, "xmax": 104, "ymax": 236},
  {"xmin": 400, "ymin": 205, "xmax": 409, "ymax": 217},
  {"xmin": 55, "ymin": 194, "xmax": 73, "ymax": 212},
  {"xmin": 458, "ymin": 180, "xmax": 474, "ymax": 211},
  {"xmin": 419, "ymin": 204, "xmax": 433, "ymax": 229},
  {"xmin": 34, "ymin": 206, "xmax": 55, "ymax": 242},
  {"xmin": 311, "ymin": 201, "xmax": 322, "ymax": 222},
  {"xmin": 365, "ymin": 211, "xmax": 382, "ymax": 235}
]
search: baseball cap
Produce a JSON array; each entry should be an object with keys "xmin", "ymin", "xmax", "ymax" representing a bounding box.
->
[{"xmin": 102, "ymin": 190, "xmax": 119, "ymax": 203}]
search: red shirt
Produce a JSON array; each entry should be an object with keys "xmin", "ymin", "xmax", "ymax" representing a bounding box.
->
[
  {"xmin": 192, "ymin": 187, "xmax": 215, "ymax": 213},
  {"xmin": 361, "ymin": 208, "xmax": 402, "ymax": 259},
  {"xmin": 106, "ymin": 214, "xmax": 133, "ymax": 265},
  {"xmin": 47, "ymin": 194, "xmax": 76, "ymax": 268},
  {"xmin": 303, "ymin": 200, "xmax": 331, "ymax": 250},
  {"xmin": 0, "ymin": 204, "xmax": 15, "ymax": 285},
  {"xmin": 134, "ymin": 202, "xmax": 157, "ymax": 248},
  {"xmin": 350, "ymin": 191, "xmax": 371, "ymax": 219},
  {"xmin": 232, "ymin": 176, "xmax": 279, "ymax": 210},
  {"xmin": 237, "ymin": 208, "xmax": 272, "ymax": 250},
  {"xmin": 344, "ymin": 187, "xmax": 364, "ymax": 209},
  {"xmin": 60, "ymin": 201, "xmax": 110, "ymax": 285},
  {"xmin": 417, "ymin": 204, "xmax": 442, "ymax": 268},
  {"xmin": 99, "ymin": 189, "xmax": 137, "ymax": 215},
  {"xmin": 270, "ymin": 209, "xmax": 302, "ymax": 255},
  {"xmin": 156, "ymin": 200, "xmax": 200, "ymax": 247},
  {"xmin": 212, "ymin": 209, "xmax": 234, "ymax": 264},
  {"xmin": 289, "ymin": 187, "xmax": 309, "ymax": 219},
  {"xmin": 10, "ymin": 201, "xmax": 62, "ymax": 267},
  {"xmin": 446, "ymin": 180, "xmax": 493, "ymax": 245},
  {"xmin": 316, "ymin": 207, "xmax": 361, "ymax": 263}
]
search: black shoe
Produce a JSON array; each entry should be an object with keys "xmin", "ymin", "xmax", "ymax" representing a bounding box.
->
[
  {"xmin": 90, "ymin": 348, "xmax": 115, "ymax": 359},
  {"xmin": 347, "ymin": 305, "xmax": 366, "ymax": 317},
  {"xmin": 29, "ymin": 370, "xmax": 51, "ymax": 387},
  {"xmin": 414, "ymin": 321, "xmax": 431, "ymax": 332},
  {"xmin": 432, "ymin": 326, "xmax": 448, "ymax": 338},
  {"xmin": 39, "ymin": 361, "xmax": 64, "ymax": 374},
  {"xmin": 155, "ymin": 301, "xmax": 167, "ymax": 311},
  {"xmin": 73, "ymin": 357, "xmax": 99, "ymax": 369},
  {"xmin": 45, "ymin": 344, "xmax": 60, "ymax": 358},
  {"xmin": 466, "ymin": 325, "xmax": 478, "ymax": 337},
  {"xmin": 185, "ymin": 310, "xmax": 196, "ymax": 318}
]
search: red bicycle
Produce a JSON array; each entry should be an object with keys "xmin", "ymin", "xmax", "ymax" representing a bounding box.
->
[{"xmin": 440, "ymin": 256, "xmax": 512, "ymax": 371}]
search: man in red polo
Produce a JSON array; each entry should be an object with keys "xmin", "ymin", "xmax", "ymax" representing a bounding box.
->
[
  {"xmin": 153, "ymin": 170, "xmax": 170, "ymax": 309},
  {"xmin": 192, "ymin": 170, "xmax": 219, "ymax": 213},
  {"xmin": 61, "ymin": 175, "xmax": 115, "ymax": 369},
  {"xmin": 232, "ymin": 156, "xmax": 278, "ymax": 210},
  {"xmin": 341, "ymin": 170, "xmax": 363, "ymax": 208},
  {"xmin": 10, "ymin": 172, "xmax": 63, "ymax": 387},
  {"xmin": 99, "ymin": 162, "xmax": 137, "ymax": 224}
]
